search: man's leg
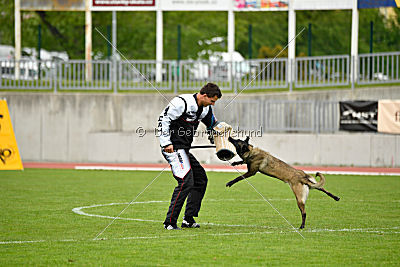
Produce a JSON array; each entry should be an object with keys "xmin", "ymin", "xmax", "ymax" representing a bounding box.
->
[
  {"xmin": 162, "ymin": 149, "xmax": 194, "ymax": 228},
  {"xmin": 184, "ymin": 153, "xmax": 208, "ymax": 222}
]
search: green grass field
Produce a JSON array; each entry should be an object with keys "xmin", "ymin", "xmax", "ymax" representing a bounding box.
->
[{"xmin": 1, "ymin": 169, "xmax": 399, "ymax": 266}]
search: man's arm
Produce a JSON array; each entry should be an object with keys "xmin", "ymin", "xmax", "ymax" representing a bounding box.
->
[
  {"xmin": 157, "ymin": 97, "xmax": 185, "ymax": 151},
  {"xmin": 201, "ymin": 107, "xmax": 219, "ymax": 130},
  {"xmin": 201, "ymin": 108, "xmax": 219, "ymax": 144}
]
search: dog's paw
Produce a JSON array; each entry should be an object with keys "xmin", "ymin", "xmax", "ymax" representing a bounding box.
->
[{"xmin": 226, "ymin": 181, "xmax": 234, "ymax": 187}]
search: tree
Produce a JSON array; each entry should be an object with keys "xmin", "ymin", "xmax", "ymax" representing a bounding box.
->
[
  {"xmin": 1, "ymin": 2, "xmax": 399, "ymax": 60},
  {"xmin": 0, "ymin": 0, "xmax": 14, "ymax": 46}
]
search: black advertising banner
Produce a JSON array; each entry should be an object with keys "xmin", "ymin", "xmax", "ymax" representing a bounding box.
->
[{"xmin": 339, "ymin": 101, "xmax": 378, "ymax": 132}]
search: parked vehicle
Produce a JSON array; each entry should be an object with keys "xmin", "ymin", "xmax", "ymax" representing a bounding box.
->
[{"xmin": 0, "ymin": 45, "xmax": 68, "ymax": 80}]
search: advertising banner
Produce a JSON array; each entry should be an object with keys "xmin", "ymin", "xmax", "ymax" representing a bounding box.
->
[
  {"xmin": 377, "ymin": 100, "xmax": 400, "ymax": 134},
  {"xmin": 358, "ymin": 0, "xmax": 400, "ymax": 9},
  {"xmin": 234, "ymin": 0, "xmax": 288, "ymax": 10},
  {"xmin": 0, "ymin": 100, "xmax": 23, "ymax": 170},
  {"xmin": 160, "ymin": 0, "xmax": 231, "ymax": 11},
  {"xmin": 339, "ymin": 101, "xmax": 378, "ymax": 132},
  {"xmin": 92, "ymin": 0, "xmax": 155, "ymax": 7},
  {"xmin": 293, "ymin": 0, "xmax": 352, "ymax": 10},
  {"xmin": 21, "ymin": 0, "xmax": 85, "ymax": 11},
  {"xmin": 91, "ymin": 0, "xmax": 156, "ymax": 10}
]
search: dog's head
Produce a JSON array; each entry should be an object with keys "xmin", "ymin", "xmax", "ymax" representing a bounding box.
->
[{"xmin": 228, "ymin": 136, "xmax": 251, "ymax": 158}]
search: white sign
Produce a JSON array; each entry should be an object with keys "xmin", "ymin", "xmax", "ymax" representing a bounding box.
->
[
  {"xmin": 293, "ymin": 0, "xmax": 352, "ymax": 10},
  {"xmin": 91, "ymin": 0, "xmax": 156, "ymax": 10},
  {"xmin": 93, "ymin": 0, "xmax": 155, "ymax": 6},
  {"xmin": 160, "ymin": 0, "xmax": 232, "ymax": 11},
  {"xmin": 90, "ymin": 0, "xmax": 354, "ymax": 11}
]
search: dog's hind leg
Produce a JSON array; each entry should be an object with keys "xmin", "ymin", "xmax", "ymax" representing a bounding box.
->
[
  {"xmin": 316, "ymin": 188, "xmax": 340, "ymax": 201},
  {"xmin": 291, "ymin": 183, "xmax": 309, "ymax": 229}
]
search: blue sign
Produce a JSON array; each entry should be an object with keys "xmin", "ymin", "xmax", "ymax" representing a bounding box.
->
[{"xmin": 358, "ymin": 0, "xmax": 399, "ymax": 8}]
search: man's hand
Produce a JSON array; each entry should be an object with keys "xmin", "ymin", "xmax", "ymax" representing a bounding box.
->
[
  {"xmin": 163, "ymin": 144, "xmax": 174, "ymax": 153},
  {"xmin": 214, "ymin": 122, "xmax": 232, "ymax": 132}
]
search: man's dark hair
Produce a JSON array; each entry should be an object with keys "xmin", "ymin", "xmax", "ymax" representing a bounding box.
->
[{"xmin": 200, "ymin": 83, "xmax": 222, "ymax": 98}]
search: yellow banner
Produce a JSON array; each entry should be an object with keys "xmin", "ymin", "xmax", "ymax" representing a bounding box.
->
[
  {"xmin": 377, "ymin": 100, "xmax": 400, "ymax": 134},
  {"xmin": 0, "ymin": 100, "xmax": 23, "ymax": 170}
]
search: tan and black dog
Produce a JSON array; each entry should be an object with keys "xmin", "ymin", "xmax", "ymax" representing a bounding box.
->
[{"xmin": 226, "ymin": 136, "xmax": 340, "ymax": 229}]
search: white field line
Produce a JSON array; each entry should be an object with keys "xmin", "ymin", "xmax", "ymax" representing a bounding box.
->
[
  {"xmin": 310, "ymin": 171, "xmax": 400, "ymax": 176},
  {"xmin": 72, "ymin": 202, "xmax": 163, "ymax": 223},
  {"xmin": 72, "ymin": 202, "xmax": 275, "ymax": 228},
  {"xmin": 0, "ymin": 240, "xmax": 46, "ymax": 245},
  {"xmin": 72, "ymin": 201, "xmax": 400, "ymax": 229},
  {"xmin": 75, "ymin": 166, "xmax": 171, "ymax": 172},
  {"xmin": 3, "ymin": 200, "xmax": 399, "ymax": 245},
  {"xmin": 1, "ymin": 227, "xmax": 399, "ymax": 245},
  {"xmin": 74, "ymin": 166, "xmax": 400, "ymax": 176}
]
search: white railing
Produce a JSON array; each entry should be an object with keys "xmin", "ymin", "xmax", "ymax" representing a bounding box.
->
[
  {"xmin": 1, "ymin": 51, "xmax": 399, "ymax": 91},
  {"xmin": 358, "ymin": 52, "xmax": 400, "ymax": 84}
]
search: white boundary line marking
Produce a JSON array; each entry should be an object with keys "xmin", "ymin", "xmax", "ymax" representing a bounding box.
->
[
  {"xmin": 2, "ymin": 227, "xmax": 399, "ymax": 245},
  {"xmin": 3, "ymin": 201, "xmax": 399, "ymax": 245},
  {"xmin": 93, "ymin": 166, "xmax": 167, "ymax": 240},
  {"xmin": 0, "ymin": 240, "xmax": 46, "ymax": 245},
  {"xmin": 72, "ymin": 200, "xmax": 400, "ymax": 229},
  {"xmin": 72, "ymin": 202, "xmax": 163, "ymax": 223},
  {"xmin": 74, "ymin": 166, "xmax": 400, "ymax": 176},
  {"xmin": 72, "ymin": 201, "xmax": 275, "ymax": 228}
]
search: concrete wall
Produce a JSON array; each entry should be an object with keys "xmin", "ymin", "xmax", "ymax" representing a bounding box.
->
[{"xmin": 1, "ymin": 85, "xmax": 400, "ymax": 167}]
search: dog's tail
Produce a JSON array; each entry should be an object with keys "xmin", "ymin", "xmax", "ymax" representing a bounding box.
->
[{"xmin": 306, "ymin": 172, "xmax": 326, "ymax": 189}]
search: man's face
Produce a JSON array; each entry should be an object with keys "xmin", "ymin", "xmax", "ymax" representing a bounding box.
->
[{"xmin": 202, "ymin": 95, "xmax": 219, "ymax": 107}]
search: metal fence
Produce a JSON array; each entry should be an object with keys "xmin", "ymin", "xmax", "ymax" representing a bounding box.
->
[
  {"xmin": 238, "ymin": 58, "xmax": 288, "ymax": 90},
  {"xmin": 214, "ymin": 99, "xmax": 262, "ymax": 131},
  {"xmin": 178, "ymin": 60, "xmax": 234, "ymax": 91},
  {"xmin": 178, "ymin": 58, "xmax": 288, "ymax": 91},
  {"xmin": 58, "ymin": 60, "xmax": 112, "ymax": 91},
  {"xmin": 263, "ymin": 100, "xmax": 338, "ymax": 133},
  {"xmin": 358, "ymin": 52, "xmax": 400, "ymax": 84},
  {"xmin": 119, "ymin": 60, "xmax": 173, "ymax": 90},
  {"xmin": 0, "ymin": 60, "xmax": 54, "ymax": 89},
  {"xmin": 295, "ymin": 55, "xmax": 350, "ymax": 88},
  {"xmin": 214, "ymin": 99, "xmax": 339, "ymax": 133},
  {"xmin": 1, "ymin": 51, "xmax": 399, "ymax": 91}
]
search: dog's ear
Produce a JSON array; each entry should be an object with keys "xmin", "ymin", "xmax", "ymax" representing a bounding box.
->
[{"xmin": 245, "ymin": 136, "xmax": 250, "ymax": 143}]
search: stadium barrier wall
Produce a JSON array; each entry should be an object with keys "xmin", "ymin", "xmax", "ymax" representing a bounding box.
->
[{"xmin": 1, "ymin": 85, "xmax": 400, "ymax": 167}]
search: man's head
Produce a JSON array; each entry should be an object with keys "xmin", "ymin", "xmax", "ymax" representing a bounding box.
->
[{"xmin": 197, "ymin": 83, "xmax": 222, "ymax": 107}]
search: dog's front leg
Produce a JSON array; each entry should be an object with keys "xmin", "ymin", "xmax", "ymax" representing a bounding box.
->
[
  {"xmin": 231, "ymin": 160, "xmax": 245, "ymax": 166},
  {"xmin": 226, "ymin": 171, "xmax": 256, "ymax": 187}
]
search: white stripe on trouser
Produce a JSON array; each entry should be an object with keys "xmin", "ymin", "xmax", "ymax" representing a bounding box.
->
[{"xmin": 162, "ymin": 149, "xmax": 191, "ymax": 179}]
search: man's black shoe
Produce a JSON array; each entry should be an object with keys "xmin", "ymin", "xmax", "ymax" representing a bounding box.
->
[
  {"xmin": 181, "ymin": 217, "xmax": 200, "ymax": 228},
  {"xmin": 164, "ymin": 224, "xmax": 182, "ymax": 230}
]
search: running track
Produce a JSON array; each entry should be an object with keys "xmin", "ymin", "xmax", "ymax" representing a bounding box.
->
[{"xmin": 23, "ymin": 162, "xmax": 400, "ymax": 176}]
